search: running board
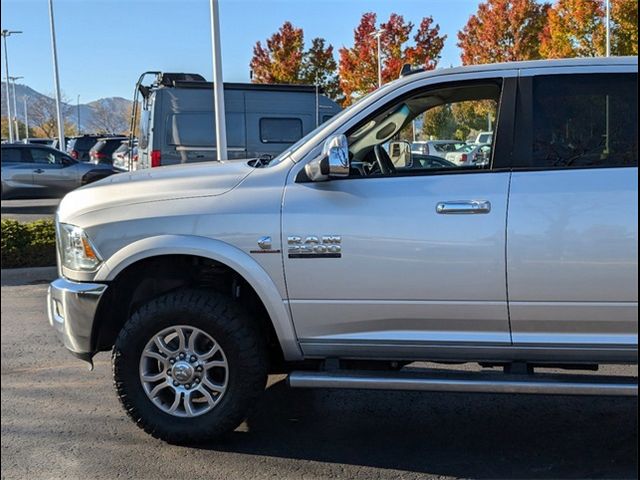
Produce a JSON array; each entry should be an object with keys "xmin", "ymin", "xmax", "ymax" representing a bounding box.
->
[{"xmin": 288, "ymin": 369, "xmax": 638, "ymax": 396}]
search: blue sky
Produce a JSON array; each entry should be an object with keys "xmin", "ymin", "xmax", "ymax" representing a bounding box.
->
[{"xmin": 1, "ymin": 0, "xmax": 482, "ymax": 103}]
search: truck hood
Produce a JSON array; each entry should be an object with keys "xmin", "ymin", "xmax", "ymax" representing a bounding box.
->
[{"xmin": 58, "ymin": 160, "xmax": 254, "ymax": 221}]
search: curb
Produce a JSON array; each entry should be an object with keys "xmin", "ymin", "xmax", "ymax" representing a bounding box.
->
[{"xmin": 1, "ymin": 266, "xmax": 57, "ymax": 286}]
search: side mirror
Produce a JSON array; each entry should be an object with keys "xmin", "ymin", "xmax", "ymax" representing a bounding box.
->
[
  {"xmin": 388, "ymin": 140, "xmax": 412, "ymax": 168},
  {"xmin": 304, "ymin": 134, "xmax": 350, "ymax": 181}
]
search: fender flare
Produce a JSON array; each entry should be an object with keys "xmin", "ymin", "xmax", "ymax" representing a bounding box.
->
[{"xmin": 95, "ymin": 234, "xmax": 303, "ymax": 361}]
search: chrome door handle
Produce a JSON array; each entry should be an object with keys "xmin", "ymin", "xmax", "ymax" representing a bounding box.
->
[
  {"xmin": 33, "ymin": 168, "xmax": 45, "ymax": 174},
  {"xmin": 436, "ymin": 200, "xmax": 491, "ymax": 215}
]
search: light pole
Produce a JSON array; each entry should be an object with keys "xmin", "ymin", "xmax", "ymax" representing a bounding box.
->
[
  {"xmin": 209, "ymin": 0, "xmax": 227, "ymax": 161},
  {"xmin": 605, "ymin": 0, "xmax": 611, "ymax": 57},
  {"xmin": 8, "ymin": 75, "xmax": 22, "ymax": 141},
  {"xmin": 23, "ymin": 96, "xmax": 28, "ymax": 139},
  {"xmin": 77, "ymin": 94, "xmax": 80, "ymax": 134},
  {"xmin": 47, "ymin": 0, "xmax": 65, "ymax": 150},
  {"xmin": 1, "ymin": 29, "xmax": 22, "ymax": 143},
  {"xmin": 370, "ymin": 28, "xmax": 384, "ymax": 88}
]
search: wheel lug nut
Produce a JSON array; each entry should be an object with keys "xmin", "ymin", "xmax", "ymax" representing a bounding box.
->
[
  {"xmin": 194, "ymin": 378, "xmax": 200, "ymax": 383},
  {"xmin": 179, "ymin": 353, "xmax": 185, "ymax": 360},
  {"xmin": 169, "ymin": 358, "xmax": 175, "ymax": 364},
  {"xmin": 190, "ymin": 355, "xmax": 197, "ymax": 363},
  {"xmin": 196, "ymin": 366, "xmax": 203, "ymax": 372},
  {"xmin": 185, "ymin": 384, "xmax": 191, "ymax": 389},
  {"xmin": 173, "ymin": 381, "xmax": 179, "ymax": 387}
]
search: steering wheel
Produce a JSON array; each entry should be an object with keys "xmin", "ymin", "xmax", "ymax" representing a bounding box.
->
[{"xmin": 372, "ymin": 145, "xmax": 396, "ymax": 176}]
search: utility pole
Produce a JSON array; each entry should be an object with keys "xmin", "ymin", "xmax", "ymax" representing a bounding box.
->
[
  {"xmin": 370, "ymin": 29, "xmax": 384, "ymax": 88},
  {"xmin": 47, "ymin": 0, "xmax": 65, "ymax": 150},
  {"xmin": 23, "ymin": 96, "xmax": 28, "ymax": 139},
  {"xmin": 209, "ymin": 0, "xmax": 227, "ymax": 161},
  {"xmin": 77, "ymin": 94, "xmax": 81, "ymax": 134},
  {"xmin": 1, "ymin": 30, "xmax": 22, "ymax": 143},
  {"xmin": 9, "ymin": 75, "xmax": 22, "ymax": 141}
]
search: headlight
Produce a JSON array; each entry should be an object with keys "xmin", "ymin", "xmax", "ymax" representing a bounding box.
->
[{"xmin": 58, "ymin": 223, "xmax": 102, "ymax": 271}]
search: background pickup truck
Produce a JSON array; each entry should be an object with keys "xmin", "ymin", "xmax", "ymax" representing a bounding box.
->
[{"xmin": 48, "ymin": 56, "xmax": 638, "ymax": 444}]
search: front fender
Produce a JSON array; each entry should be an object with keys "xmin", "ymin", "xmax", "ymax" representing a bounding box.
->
[{"xmin": 95, "ymin": 234, "xmax": 302, "ymax": 361}]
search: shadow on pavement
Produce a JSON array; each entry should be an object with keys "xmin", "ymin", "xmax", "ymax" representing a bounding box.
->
[{"xmin": 198, "ymin": 378, "xmax": 638, "ymax": 479}]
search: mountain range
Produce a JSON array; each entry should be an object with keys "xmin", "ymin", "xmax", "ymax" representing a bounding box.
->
[{"xmin": 1, "ymin": 82, "xmax": 133, "ymax": 134}]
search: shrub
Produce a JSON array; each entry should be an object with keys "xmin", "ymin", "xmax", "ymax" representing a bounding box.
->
[{"xmin": 1, "ymin": 219, "xmax": 57, "ymax": 269}]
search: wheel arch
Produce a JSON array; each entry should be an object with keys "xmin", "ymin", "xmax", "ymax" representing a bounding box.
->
[{"xmin": 94, "ymin": 234, "xmax": 302, "ymax": 361}]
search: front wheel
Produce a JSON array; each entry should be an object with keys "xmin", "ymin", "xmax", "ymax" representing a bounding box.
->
[{"xmin": 113, "ymin": 289, "xmax": 268, "ymax": 443}]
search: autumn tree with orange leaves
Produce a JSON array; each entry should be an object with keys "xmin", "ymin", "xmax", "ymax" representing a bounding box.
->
[
  {"xmin": 339, "ymin": 13, "xmax": 446, "ymax": 106},
  {"xmin": 540, "ymin": 0, "xmax": 607, "ymax": 57},
  {"xmin": 250, "ymin": 21, "xmax": 341, "ymax": 100},
  {"xmin": 541, "ymin": 0, "xmax": 638, "ymax": 58},
  {"xmin": 457, "ymin": 0, "xmax": 549, "ymax": 65}
]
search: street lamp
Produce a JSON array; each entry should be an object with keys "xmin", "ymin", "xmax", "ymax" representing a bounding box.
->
[
  {"xmin": 605, "ymin": 0, "xmax": 611, "ymax": 57},
  {"xmin": 47, "ymin": 0, "xmax": 65, "ymax": 150},
  {"xmin": 8, "ymin": 75, "xmax": 23, "ymax": 141},
  {"xmin": 209, "ymin": 0, "xmax": 227, "ymax": 161},
  {"xmin": 370, "ymin": 28, "xmax": 384, "ymax": 88},
  {"xmin": 1, "ymin": 29, "xmax": 22, "ymax": 143},
  {"xmin": 23, "ymin": 96, "xmax": 29, "ymax": 139}
]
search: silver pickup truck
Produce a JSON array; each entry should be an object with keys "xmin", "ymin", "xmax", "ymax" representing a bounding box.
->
[{"xmin": 48, "ymin": 57, "xmax": 638, "ymax": 443}]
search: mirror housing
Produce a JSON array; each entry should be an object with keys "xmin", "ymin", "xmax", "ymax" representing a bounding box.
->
[{"xmin": 304, "ymin": 134, "xmax": 350, "ymax": 181}]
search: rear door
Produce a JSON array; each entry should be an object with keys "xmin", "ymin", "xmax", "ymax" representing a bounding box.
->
[{"xmin": 506, "ymin": 67, "xmax": 638, "ymax": 349}]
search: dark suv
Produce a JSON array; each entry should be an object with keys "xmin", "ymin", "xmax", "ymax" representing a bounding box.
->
[
  {"xmin": 89, "ymin": 136, "xmax": 128, "ymax": 165},
  {"xmin": 67, "ymin": 135, "xmax": 102, "ymax": 161}
]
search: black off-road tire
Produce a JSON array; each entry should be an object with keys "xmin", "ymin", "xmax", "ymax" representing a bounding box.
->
[{"xmin": 112, "ymin": 289, "xmax": 268, "ymax": 444}]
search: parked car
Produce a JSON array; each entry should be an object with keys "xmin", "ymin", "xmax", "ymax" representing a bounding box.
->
[
  {"xmin": 411, "ymin": 140, "xmax": 466, "ymax": 158},
  {"xmin": 67, "ymin": 134, "xmax": 103, "ymax": 161},
  {"xmin": 112, "ymin": 140, "xmax": 138, "ymax": 171},
  {"xmin": 1, "ymin": 143, "xmax": 116, "ymax": 199},
  {"xmin": 134, "ymin": 72, "xmax": 341, "ymax": 169},
  {"xmin": 445, "ymin": 143, "xmax": 492, "ymax": 166},
  {"xmin": 89, "ymin": 136, "xmax": 128, "ymax": 165},
  {"xmin": 48, "ymin": 57, "xmax": 638, "ymax": 444}
]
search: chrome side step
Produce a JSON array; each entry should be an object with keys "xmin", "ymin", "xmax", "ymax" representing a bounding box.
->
[{"xmin": 288, "ymin": 369, "xmax": 638, "ymax": 396}]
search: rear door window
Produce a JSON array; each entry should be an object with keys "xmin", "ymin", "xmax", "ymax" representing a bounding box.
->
[
  {"xmin": 515, "ymin": 73, "xmax": 638, "ymax": 169},
  {"xmin": 1, "ymin": 148, "xmax": 24, "ymax": 163}
]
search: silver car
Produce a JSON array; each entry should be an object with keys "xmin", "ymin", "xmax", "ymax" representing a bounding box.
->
[{"xmin": 1, "ymin": 143, "xmax": 116, "ymax": 199}]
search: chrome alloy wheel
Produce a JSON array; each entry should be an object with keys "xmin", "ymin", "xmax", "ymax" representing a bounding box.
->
[{"xmin": 139, "ymin": 325, "xmax": 229, "ymax": 418}]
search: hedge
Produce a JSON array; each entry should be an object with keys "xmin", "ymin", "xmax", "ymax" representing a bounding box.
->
[{"xmin": 1, "ymin": 219, "xmax": 57, "ymax": 269}]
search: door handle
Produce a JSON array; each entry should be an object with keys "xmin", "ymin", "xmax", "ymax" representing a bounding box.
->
[
  {"xmin": 33, "ymin": 169, "xmax": 45, "ymax": 174},
  {"xmin": 436, "ymin": 200, "xmax": 491, "ymax": 215}
]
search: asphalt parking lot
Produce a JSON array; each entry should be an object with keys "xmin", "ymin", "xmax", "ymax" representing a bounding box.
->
[
  {"xmin": 1, "ymin": 199, "xmax": 60, "ymax": 222},
  {"xmin": 1, "ymin": 279, "xmax": 638, "ymax": 480}
]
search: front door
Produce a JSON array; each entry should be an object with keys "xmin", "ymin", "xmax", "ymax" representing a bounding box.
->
[
  {"xmin": 282, "ymin": 77, "xmax": 516, "ymax": 359},
  {"xmin": 28, "ymin": 147, "xmax": 78, "ymax": 197}
]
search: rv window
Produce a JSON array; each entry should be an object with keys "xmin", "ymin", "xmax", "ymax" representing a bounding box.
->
[
  {"xmin": 322, "ymin": 114, "xmax": 334, "ymax": 124},
  {"xmin": 260, "ymin": 118, "xmax": 303, "ymax": 143}
]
